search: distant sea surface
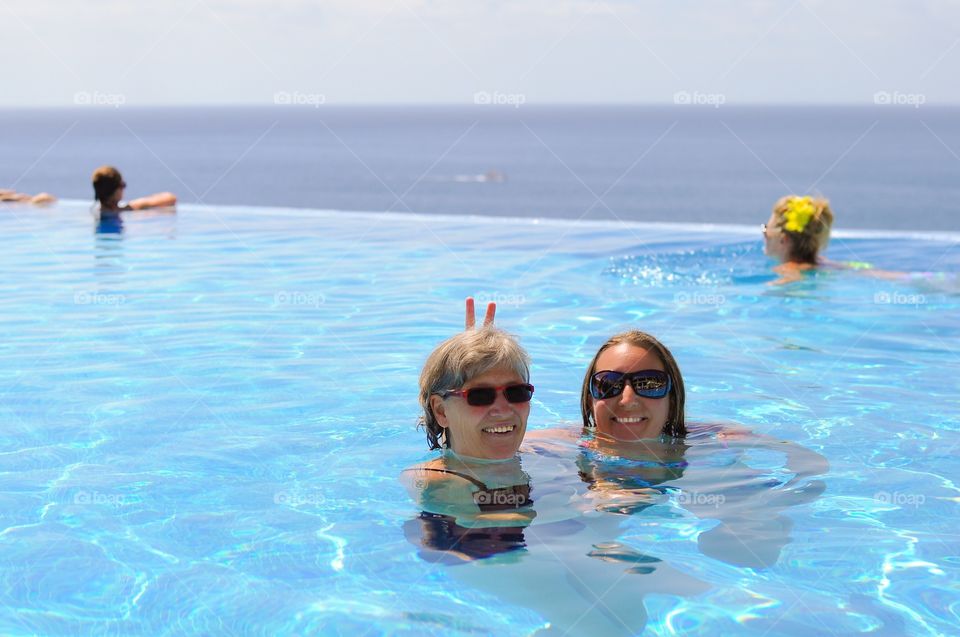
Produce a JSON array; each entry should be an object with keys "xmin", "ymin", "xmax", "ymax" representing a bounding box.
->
[{"xmin": 2, "ymin": 105, "xmax": 959, "ymax": 231}]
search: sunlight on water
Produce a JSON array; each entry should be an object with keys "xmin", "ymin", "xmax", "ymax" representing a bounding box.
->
[{"xmin": 0, "ymin": 201, "xmax": 958, "ymax": 636}]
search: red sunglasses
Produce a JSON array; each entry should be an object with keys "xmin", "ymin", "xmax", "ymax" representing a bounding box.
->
[{"xmin": 439, "ymin": 384, "xmax": 535, "ymax": 407}]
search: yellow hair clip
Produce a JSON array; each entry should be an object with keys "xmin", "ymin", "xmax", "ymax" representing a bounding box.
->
[{"xmin": 784, "ymin": 196, "xmax": 816, "ymax": 233}]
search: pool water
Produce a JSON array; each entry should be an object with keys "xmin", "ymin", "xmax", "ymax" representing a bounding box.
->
[{"xmin": 1, "ymin": 201, "xmax": 958, "ymax": 636}]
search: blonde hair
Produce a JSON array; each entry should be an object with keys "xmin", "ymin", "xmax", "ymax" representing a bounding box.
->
[
  {"xmin": 580, "ymin": 330, "xmax": 686, "ymax": 438},
  {"xmin": 418, "ymin": 327, "xmax": 531, "ymax": 450},
  {"xmin": 771, "ymin": 195, "xmax": 834, "ymax": 264}
]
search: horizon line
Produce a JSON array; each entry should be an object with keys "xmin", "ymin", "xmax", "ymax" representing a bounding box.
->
[
  {"xmin": 47, "ymin": 198, "xmax": 960, "ymax": 242},
  {"xmin": 2, "ymin": 101, "xmax": 959, "ymax": 111}
]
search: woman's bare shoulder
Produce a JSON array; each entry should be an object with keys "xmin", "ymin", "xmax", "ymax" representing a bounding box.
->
[{"xmin": 520, "ymin": 426, "xmax": 582, "ymax": 456}]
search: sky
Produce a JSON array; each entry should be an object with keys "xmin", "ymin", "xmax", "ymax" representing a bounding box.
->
[{"xmin": 1, "ymin": 0, "xmax": 958, "ymax": 107}]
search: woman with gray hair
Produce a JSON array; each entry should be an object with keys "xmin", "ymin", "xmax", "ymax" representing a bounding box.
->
[{"xmin": 403, "ymin": 321, "xmax": 539, "ymax": 562}]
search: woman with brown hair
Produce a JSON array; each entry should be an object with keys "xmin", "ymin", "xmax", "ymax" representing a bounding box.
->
[{"xmin": 92, "ymin": 165, "xmax": 177, "ymax": 216}]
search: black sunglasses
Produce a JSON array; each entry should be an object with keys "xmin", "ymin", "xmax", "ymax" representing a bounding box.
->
[
  {"xmin": 589, "ymin": 370, "xmax": 671, "ymax": 400},
  {"xmin": 440, "ymin": 383, "xmax": 535, "ymax": 407}
]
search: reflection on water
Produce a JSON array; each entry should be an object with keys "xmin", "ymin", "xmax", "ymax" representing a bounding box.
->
[
  {"xmin": 95, "ymin": 214, "xmax": 124, "ymax": 236},
  {"xmin": 93, "ymin": 215, "xmax": 126, "ymax": 294},
  {"xmin": 403, "ymin": 428, "xmax": 829, "ymax": 635},
  {"xmin": 404, "ymin": 512, "xmax": 529, "ymax": 564},
  {"xmin": 402, "ymin": 455, "xmax": 537, "ymax": 564},
  {"xmin": 576, "ymin": 428, "xmax": 828, "ymax": 569},
  {"xmin": 4, "ymin": 200, "xmax": 954, "ymax": 636}
]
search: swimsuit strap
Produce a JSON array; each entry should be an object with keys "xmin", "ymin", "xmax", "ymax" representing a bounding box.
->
[
  {"xmin": 405, "ymin": 467, "xmax": 534, "ymax": 510},
  {"xmin": 405, "ymin": 467, "xmax": 490, "ymax": 490}
]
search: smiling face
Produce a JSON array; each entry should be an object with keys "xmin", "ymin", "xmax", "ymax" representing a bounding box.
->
[
  {"xmin": 429, "ymin": 365, "xmax": 530, "ymax": 460},
  {"xmin": 589, "ymin": 343, "xmax": 671, "ymax": 442}
]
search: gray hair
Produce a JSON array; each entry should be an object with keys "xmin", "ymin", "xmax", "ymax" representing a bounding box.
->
[{"xmin": 418, "ymin": 327, "xmax": 531, "ymax": 450}]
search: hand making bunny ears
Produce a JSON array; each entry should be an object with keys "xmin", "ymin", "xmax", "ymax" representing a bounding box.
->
[{"xmin": 464, "ymin": 297, "xmax": 497, "ymax": 330}]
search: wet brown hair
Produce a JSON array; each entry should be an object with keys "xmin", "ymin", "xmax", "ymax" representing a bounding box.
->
[
  {"xmin": 580, "ymin": 330, "xmax": 686, "ymax": 438},
  {"xmin": 92, "ymin": 166, "xmax": 125, "ymax": 206}
]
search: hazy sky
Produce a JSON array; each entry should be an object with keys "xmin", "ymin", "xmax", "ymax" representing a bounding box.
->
[{"xmin": 2, "ymin": 0, "xmax": 958, "ymax": 107}]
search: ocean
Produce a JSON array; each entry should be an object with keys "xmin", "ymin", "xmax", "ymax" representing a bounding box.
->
[{"xmin": 2, "ymin": 105, "xmax": 959, "ymax": 231}]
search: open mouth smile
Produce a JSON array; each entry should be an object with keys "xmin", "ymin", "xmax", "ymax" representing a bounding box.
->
[{"xmin": 482, "ymin": 425, "xmax": 516, "ymax": 434}]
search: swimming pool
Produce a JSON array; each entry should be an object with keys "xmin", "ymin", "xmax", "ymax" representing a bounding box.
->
[{"xmin": 1, "ymin": 201, "xmax": 958, "ymax": 636}]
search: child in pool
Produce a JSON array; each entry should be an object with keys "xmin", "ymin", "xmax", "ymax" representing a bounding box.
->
[{"xmin": 92, "ymin": 165, "xmax": 177, "ymax": 217}]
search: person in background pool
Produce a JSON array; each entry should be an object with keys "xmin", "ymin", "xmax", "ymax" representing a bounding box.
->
[
  {"xmin": 92, "ymin": 165, "xmax": 177, "ymax": 217},
  {"xmin": 402, "ymin": 325, "xmax": 538, "ymax": 562},
  {"xmin": 762, "ymin": 194, "xmax": 923, "ymax": 286},
  {"xmin": 1, "ymin": 189, "xmax": 56, "ymax": 205},
  {"xmin": 762, "ymin": 194, "xmax": 839, "ymax": 284}
]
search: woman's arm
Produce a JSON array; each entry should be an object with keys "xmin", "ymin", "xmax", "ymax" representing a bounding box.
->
[
  {"xmin": 30, "ymin": 193, "xmax": 57, "ymax": 205},
  {"xmin": 128, "ymin": 192, "xmax": 177, "ymax": 210}
]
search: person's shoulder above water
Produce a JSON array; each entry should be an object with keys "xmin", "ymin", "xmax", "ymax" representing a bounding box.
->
[
  {"xmin": 401, "ymin": 454, "xmax": 537, "ymax": 532},
  {"xmin": 685, "ymin": 421, "xmax": 751, "ymax": 439},
  {"xmin": 401, "ymin": 456, "xmax": 478, "ymax": 508},
  {"xmin": 128, "ymin": 191, "xmax": 177, "ymax": 210}
]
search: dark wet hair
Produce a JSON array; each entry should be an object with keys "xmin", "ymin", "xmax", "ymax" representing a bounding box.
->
[{"xmin": 92, "ymin": 165, "xmax": 125, "ymax": 206}]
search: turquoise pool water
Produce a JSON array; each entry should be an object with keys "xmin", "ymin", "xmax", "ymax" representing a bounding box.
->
[{"xmin": 1, "ymin": 201, "xmax": 958, "ymax": 636}]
